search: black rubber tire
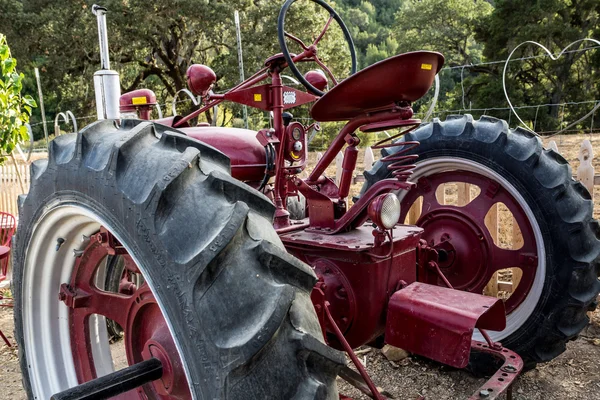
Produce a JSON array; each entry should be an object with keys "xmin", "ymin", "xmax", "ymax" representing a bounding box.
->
[
  {"xmin": 361, "ymin": 114, "xmax": 600, "ymax": 366},
  {"xmin": 13, "ymin": 119, "xmax": 344, "ymax": 399}
]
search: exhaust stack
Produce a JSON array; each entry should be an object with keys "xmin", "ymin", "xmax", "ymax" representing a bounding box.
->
[{"xmin": 92, "ymin": 5, "xmax": 120, "ymax": 120}]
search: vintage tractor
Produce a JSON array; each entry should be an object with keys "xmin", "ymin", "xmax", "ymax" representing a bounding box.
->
[{"xmin": 12, "ymin": 1, "xmax": 600, "ymax": 399}]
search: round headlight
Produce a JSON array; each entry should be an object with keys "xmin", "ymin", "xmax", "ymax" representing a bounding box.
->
[{"xmin": 368, "ymin": 193, "xmax": 401, "ymax": 230}]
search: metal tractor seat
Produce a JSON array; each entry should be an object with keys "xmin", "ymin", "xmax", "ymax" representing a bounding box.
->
[{"xmin": 310, "ymin": 51, "xmax": 444, "ymax": 122}]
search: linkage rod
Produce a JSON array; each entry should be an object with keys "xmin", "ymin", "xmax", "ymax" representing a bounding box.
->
[{"xmin": 51, "ymin": 358, "xmax": 163, "ymax": 400}]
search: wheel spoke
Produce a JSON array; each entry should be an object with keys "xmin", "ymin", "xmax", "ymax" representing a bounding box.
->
[
  {"xmin": 313, "ymin": 55, "xmax": 338, "ymax": 85},
  {"xmin": 312, "ymin": 13, "xmax": 334, "ymax": 46},
  {"xmin": 122, "ymin": 254, "xmax": 140, "ymax": 274},
  {"xmin": 489, "ymin": 247, "xmax": 538, "ymax": 275},
  {"xmin": 460, "ymin": 192, "xmax": 494, "ymax": 225},
  {"xmin": 284, "ymin": 31, "xmax": 309, "ymax": 51},
  {"xmin": 87, "ymin": 289, "xmax": 133, "ymax": 328},
  {"xmin": 71, "ymin": 309, "xmax": 96, "ymax": 383}
]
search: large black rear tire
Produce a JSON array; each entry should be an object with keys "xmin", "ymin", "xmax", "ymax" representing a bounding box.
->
[
  {"xmin": 13, "ymin": 120, "xmax": 343, "ymax": 399},
  {"xmin": 361, "ymin": 115, "xmax": 600, "ymax": 366}
]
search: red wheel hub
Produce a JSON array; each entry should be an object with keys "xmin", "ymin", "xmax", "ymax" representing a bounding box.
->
[
  {"xmin": 401, "ymin": 171, "xmax": 539, "ymax": 313},
  {"xmin": 59, "ymin": 229, "xmax": 191, "ymax": 399}
]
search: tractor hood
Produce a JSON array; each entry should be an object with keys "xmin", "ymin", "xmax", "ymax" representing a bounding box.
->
[{"xmin": 179, "ymin": 126, "xmax": 266, "ymax": 182}]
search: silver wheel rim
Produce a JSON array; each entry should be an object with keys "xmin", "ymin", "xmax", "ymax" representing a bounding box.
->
[
  {"xmin": 399, "ymin": 157, "xmax": 546, "ymax": 342},
  {"xmin": 21, "ymin": 202, "xmax": 195, "ymax": 399}
]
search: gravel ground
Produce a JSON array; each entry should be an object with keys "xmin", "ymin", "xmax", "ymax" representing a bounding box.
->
[
  {"xmin": 2, "ymin": 305, "xmax": 600, "ymax": 399},
  {"xmin": 338, "ymin": 309, "xmax": 600, "ymax": 399}
]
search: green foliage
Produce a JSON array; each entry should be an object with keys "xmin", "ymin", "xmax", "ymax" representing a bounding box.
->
[
  {"xmin": 0, "ymin": 33, "xmax": 36, "ymax": 165},
  {"xmin": 1, "ymin": 0, "xmax": 599, "ymax": 142},
  {"xmin": 394, "ymin": 0, "xmax": 493, "ymax": 66},
  {"xmin": 472, "ymin": 0, "xmax": 600, "ymax": 132}
]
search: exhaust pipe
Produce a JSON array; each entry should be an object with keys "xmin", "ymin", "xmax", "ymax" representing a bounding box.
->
[{"xmin": 92, "ymin": 5, "xmax": 120, "ymax": 120}]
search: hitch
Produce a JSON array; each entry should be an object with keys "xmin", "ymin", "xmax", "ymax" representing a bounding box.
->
[
  {"xmin": 51, "ymin": 358, "xmax": 163, "ymax": 400},
  {"xmin": 468, "ymin": 341, "xmax": 523, "ymax": 400}
]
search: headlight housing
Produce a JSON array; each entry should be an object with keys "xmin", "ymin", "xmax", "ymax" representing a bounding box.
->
[{"xmin": 368, "ymin": 193, "xmax": 401, "ymax": 230}]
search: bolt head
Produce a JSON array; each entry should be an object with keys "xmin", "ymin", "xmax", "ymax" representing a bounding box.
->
[{"xmin": 479, "ymin": 390, "xmax": 490, "ymax": 398}]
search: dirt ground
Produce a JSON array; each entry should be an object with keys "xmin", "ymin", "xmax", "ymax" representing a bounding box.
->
[
  {"xmin": 1, "ymin": 305, "xmax": 599, "ymax": 399},
  {"xmin": 1, "ymin": 134, "xmax": 600, "ymax": 399}
]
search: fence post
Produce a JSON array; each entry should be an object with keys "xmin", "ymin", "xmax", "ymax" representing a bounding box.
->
[
  {"xmin": 436, "ymin": 184, "xmax": 445, "ymax": 205},
  {"xmin": 406, "ymin": 198, "xmax": 422, "ymax": 225},
  {"xmin": 512, "ymin": 218, "xmax": 524, "ymax": 291},
  {"xmin": 457, "ymin": 183, "xmax": 470, "ymax": 206},
  {"xmin": 577, "ymin": 139, "xmax": 594, "ymax": 198},
  {"xmin": 364, "ymin": 147, "xmax": 375, "ymax": 170}
]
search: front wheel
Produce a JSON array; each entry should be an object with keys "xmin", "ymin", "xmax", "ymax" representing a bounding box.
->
[
  {"xmin": 362, "ymin": 114, "xmax": 600, "ymax": 365},
  {"xmin": 13, "ymin": 120, "xmax": 343, "ymax": 399}
]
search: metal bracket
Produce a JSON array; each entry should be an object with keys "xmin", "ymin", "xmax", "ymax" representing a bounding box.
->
[{"xmin": 468, "ymin": 341, "xmax": 523, "ymax": 400}]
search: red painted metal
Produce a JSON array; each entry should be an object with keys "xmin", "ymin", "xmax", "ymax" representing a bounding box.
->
[
  {"xmin": 0, "ymin": 212, "xmax": 16, "ymax": 282},
  {"xmin": 307, "ymin": 107, "xmax": 417, "ymax": 185},
  {"xmin": 385, "ymin": 282, "xmax": 506, "ymax": 368},
  {"xmin": 323, "ymin": 299, "xmax": 385, "ymax": 400},
  {"xmin": 310, "ymin": 51, "xmax": 444, "ymax": 122},
  {"xmin": 368, "ymin": 194, "xmax": 395, "ymax": 231},
  {"xmin": 305, "ymin": 70, "xmax": 328, "ymax": 91},
  {"xmin": 0, "ymin": 246, "xmax": 9, "ymax": 279},
  {"xmin": 181, "ymin": 126, "xmax": 267, "ymax": 182},
  {"xmin": 127, "ymin": 286, "xmax": 189, "ymax": 398},
  {"xmin": 338, "ymin": 136, "xmax": 360, "ymax": 200},
  {"xmin": 0, "ymin": 212, "xmax": 15, "ymax": 347},
  {"xmin": 298, "ymin": 178, "xmax": 412, "ymax": 234},
  {"xmin": 119, "ymin": 89, "xmax": 157, "ymax": 120},
  {"xmin": 312, "ymin": 260, "xmax": 356, "ymax": 334},
  {"xmin": 468, "ymin": 341, "xmax": 523, "ymax": 400},
  {"xmin": 283, "ymin": 121, "xmax": 307, "ymax": 165},
  {"xmin": 173, "ymin": 44, "xmax": 318, "ymax": 129},
  {"xmin": 270, "ymin": 70, "xmax": 291, "ymax": 229},
  {"xmin": 186, "ymin": 64, "xmax": 216, "ymax": 96},
  {"xmin": 223, "ymin": 84, "xmax": 271, "ymax": 111},
  {"xmin": 0, "ymin": 328, "xmax": 11, "ymax": 347},
  {"xmin": 223, "ymin": 84, "xmax": 317, "ymax": 111},
  {"xmin": 283, "ymin": 224, "xmax": 422, "ymax": 348},
  {"xmin": 112, "ymin": 7, "xmax": 525, "ymax": 392},
  {"xmin": 60, "ymin": 230, "xmax": 190, "ymax": 399},
  {"xmin": 400, "ymin": 170, "xmax": 539, "ymax": 313}
]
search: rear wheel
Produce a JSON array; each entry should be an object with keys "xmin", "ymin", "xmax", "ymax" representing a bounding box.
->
[
  {"xmin": 13, "ymin": 120, "xmax": 343, "ymax": 399},
  {"xmin": 362, "ymin": 115, "xmax": 600, "ymax": 365}
]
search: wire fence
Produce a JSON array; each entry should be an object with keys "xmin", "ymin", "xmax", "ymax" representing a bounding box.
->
[{"xmin": 25, "ymin": 39, "xmax": 600, "ymax": 142}]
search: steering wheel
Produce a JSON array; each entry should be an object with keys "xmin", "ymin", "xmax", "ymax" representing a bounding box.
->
[{"xmin": 277, "ymin": 0, "xmax": 357, "ymax": 96}]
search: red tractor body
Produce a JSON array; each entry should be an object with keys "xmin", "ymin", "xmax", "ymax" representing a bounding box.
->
[
  {"xmin": 20, "ymin": 2, "xmax": 600, "ymax": 400},
  {"xmin": 120, "ymin": 48, "xmax": 515, "ymax": 384},
  {"xmin": 184, "ymin": 127, "xmax": 268, "ymax": 182}
]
